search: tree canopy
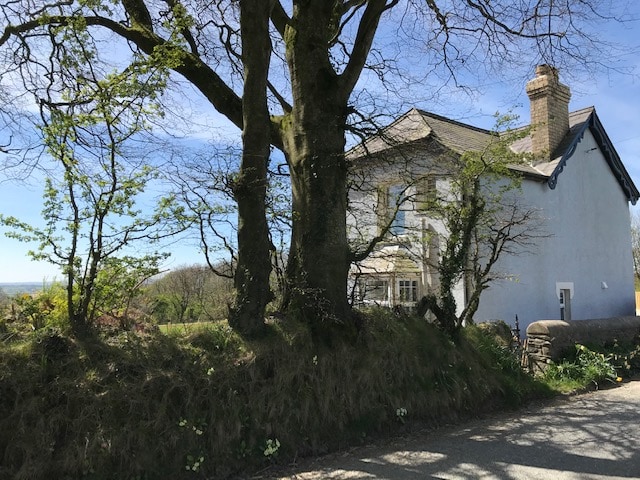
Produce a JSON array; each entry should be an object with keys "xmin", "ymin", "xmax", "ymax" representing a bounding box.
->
[{"xmin": 0, "ymin": 0, "xmax": 633, "ymax": 337}]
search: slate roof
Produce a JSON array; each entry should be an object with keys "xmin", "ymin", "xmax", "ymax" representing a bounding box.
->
[
  {"xmin": 348, "ymin": 107, "xmax": 639, "ymax": 204},
  {"xmin": 346, "ymin": 108, "xmax": 495, "ymax": 158}
]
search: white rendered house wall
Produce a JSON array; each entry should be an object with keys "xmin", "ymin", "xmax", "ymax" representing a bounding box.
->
[{"xmin": 474, "ymin": 129, "xmax": 636, "ymax": 331}]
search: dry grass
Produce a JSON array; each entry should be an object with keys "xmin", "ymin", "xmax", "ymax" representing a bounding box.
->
[{"xmin": 0, "ymin": 312, "xmax": 548, "ymax": 479}]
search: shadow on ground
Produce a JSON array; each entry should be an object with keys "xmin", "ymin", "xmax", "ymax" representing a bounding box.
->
[{"xmin": 261, "ymin": 382, "xmax": 640, "ymax": 480}]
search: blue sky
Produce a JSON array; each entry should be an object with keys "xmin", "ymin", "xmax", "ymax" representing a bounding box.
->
[{"xmin": 1, "ymin": 5, "xmax": 640, "ymax": 283}]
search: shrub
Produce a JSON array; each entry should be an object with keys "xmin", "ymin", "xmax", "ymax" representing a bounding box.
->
[
  {"xmin": 543, "ymin": 344, "xmax": 617, "ymax": 391},
  {"xmin": 8, "ymin": 283, "xmax": 69, "ymax": 331}
]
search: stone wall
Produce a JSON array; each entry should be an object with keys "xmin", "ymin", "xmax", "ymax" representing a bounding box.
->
[{"xmin": 525, "ymin": 316, "xmax": 640, "ymax": 374}]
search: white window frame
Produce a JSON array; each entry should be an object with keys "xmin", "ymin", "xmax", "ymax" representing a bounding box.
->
[
  {"xmin": 361, "ymin": 278, "xmax": 390, "ymax": 304},
  {"xmin": 397, "ymin": 278, "xmax": 419, "ymax": 303}
]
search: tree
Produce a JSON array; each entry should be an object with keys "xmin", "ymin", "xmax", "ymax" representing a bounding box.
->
[
  {"xmin": 153, "ymin": 264, "xmax": 210, "ymax": 323},
  {"xmin": 163, "ymin": 143, "xmax": 292, "ymax": 315},
  {"xmin": 0, "ymin": 42, "xmax": 174, "ymax": 336},
  {"xmin": 416, "ymin": 123, "xmax": 546, "ymax": 334},
  {"xmin": 92, "ymin": 256, "xmax": 166, "ymax": 324},
  {"xmin": 0, "ymin": 0, "xmax": 629, "ymax": 336},
  {"xmin": 145, "ymin": 263, "xmax": 234, "ymax": 323},
  {"xmin": 0, "ymin": 287, "xmax": 8, "ymax": 315},
  {"xmin": 631, "ymin": 212, "xmax": 640, "ymax": 285}
]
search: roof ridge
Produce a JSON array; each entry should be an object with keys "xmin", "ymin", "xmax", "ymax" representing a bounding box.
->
[
  {"xmin": 416, "ymin": 106, "xmax": 595, "ymax": 131},
  {"xmin": 380, "ymin": 107, "xmax": 431, "ymax": 132},
  {"xmin": 414, "ymin": 109, "xmax": 494, "ymax": 135},
  {"xmin": 569, "ymin": 105, "xmax": 595, "ymax": 116}
]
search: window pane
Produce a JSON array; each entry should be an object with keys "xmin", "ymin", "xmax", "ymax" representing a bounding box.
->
[
  {"xmin": 398, "ymin": 279, "xmax": 418, "ymax": 302},
  {"xmin": 390, "ymin": 209, "xmax": 405, "ymax": 235},
  {"xmin": 367, "ymin": 279, "xmax": 389, "ymax": 302},
  {"xmin": 388, "ymin": 184, "xmax": 406, "ymax": 234}
]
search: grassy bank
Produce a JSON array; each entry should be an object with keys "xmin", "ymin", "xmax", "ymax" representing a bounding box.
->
[{"xmin": 0, "ymin": 311, "xmax": 548, "ymax": 479}]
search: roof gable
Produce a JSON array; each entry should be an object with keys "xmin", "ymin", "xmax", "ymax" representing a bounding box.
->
[
  {"xmin": 348, "ymin": 107, "xmax": 639, "ymax": 205},
  {"xmin": 545, "ymin": 108, "xmax": 639, "ymax": 204},
  {"xmin": 346, "ymin": 109, "xmax": 433, "ymax": 158}
]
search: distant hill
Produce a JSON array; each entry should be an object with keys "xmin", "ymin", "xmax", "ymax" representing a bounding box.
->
[{"xmin": 0, "ymin": 283, "xmax": 49, "ymax": 295}]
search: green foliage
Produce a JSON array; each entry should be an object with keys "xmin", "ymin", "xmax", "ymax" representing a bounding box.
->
[
  {"xmin": 143, "ymin": 264, "xmax": 233, "ymax": 324},
  {"xmin": 92, "ymin": 255, "xmax": 168, "ymax": 319},
  {"xmin": 0, "ymin": 27, "xmax": 176, "ymax": 335},
  {"xmin": 601, "ymin": 339, "xmax": 640, "ymax": 377},
  {"xmin": 263, "ymin": 438, "xmax": 281, "ymax": 460},
  {"xmin": 0, "ymin": 310, "xmax": 547, "ymax": 479},
  {"xmin": 6, "ymin": 283, "xmax": 69, "ymax": 332},
  {"xmin": 543, "ymin": 344, "xmax": 618, "ymax": 392},
  {"xmin": 422, "ymin": 115, "xmax": 539, "ymax": 334},
  {"xmin": 464, "ymin": 323, "xmax": 546, "ymax": 406}
]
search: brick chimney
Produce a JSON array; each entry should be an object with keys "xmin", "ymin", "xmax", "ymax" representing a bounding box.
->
[{"xmin": 525, "ymin": 65, "xmax": 571, "ymax": 160}]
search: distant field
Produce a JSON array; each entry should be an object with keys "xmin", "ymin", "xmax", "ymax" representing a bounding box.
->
[{"xmin": 0, "ymin": 283, "xmax": 48, "ymax": 295}]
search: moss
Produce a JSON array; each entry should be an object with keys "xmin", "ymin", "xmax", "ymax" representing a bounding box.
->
[{"xmin": 283, "ymin": 20, "xmax": 297, "ymax": 48}]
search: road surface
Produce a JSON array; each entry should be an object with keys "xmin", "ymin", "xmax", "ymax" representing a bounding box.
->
[{"xmin": 264, "ymin": 381, "xmax": 640, "ymax": 479}]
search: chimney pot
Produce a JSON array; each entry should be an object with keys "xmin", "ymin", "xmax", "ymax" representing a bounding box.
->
[{"xmin": 535, "ymin": 64, "xmax": 557, "ymax": 78}]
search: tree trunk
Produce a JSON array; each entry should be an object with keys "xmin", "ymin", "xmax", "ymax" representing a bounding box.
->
[
  {"xmin": 416, "ymin": 293, "xmax": 457, "ymax": 335},
  {"xmin": 228, "ymin": 0, "xmax": 274, "ymax": 336},
  {"xmin": 282, "ymin": 110, "xmax": 351, "ymax": 325},
  {"xmin": 280, "ymin": 2, "xmax": 352, "ymax": 328}
]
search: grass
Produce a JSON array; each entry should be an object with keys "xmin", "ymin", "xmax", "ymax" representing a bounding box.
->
[
  {"xmin": 0, "ymin": 312, "xmax": 551, "ymax": 479},
  {"xmin": 157, "ymin": 320, "xmax": 217, "ymax": 335}
]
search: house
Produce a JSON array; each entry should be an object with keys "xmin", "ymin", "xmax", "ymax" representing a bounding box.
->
[{"xmin": 347, "ymin": 65, "xmax": 639, "ymax": 332}]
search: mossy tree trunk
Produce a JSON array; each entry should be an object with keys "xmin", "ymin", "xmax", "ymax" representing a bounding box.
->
[
  {"xmin": 227, "ymin": 0, "xmax": 275, "ymax": 336},
  {"xmin": 278, "ymin": 0, "xmax": 390, "ymax": 327},
  {"xmin": 281, "ymin": 101, "xmax": 351, "ymax": 324}
]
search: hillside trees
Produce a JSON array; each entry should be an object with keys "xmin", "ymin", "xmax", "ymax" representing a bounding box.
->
[
  {"xmin": 0, "ymin": 0, "xmax": 629, "ymax": 336},
  {"xmin": 145, "ymin": 264, "xmax": 233, "ymax": 323}
]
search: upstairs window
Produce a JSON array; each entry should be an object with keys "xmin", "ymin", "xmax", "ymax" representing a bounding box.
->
[
  {"xmin": 388, "ymin": 184, "xmax": 407, "ymax": 235},
  {"xmin": 416, "ymin": 175, "xmax": 437, "ymax": 212},
  {"xmin": 376, "ymin": 183, "xmax": 408, "ymax": 236}
]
